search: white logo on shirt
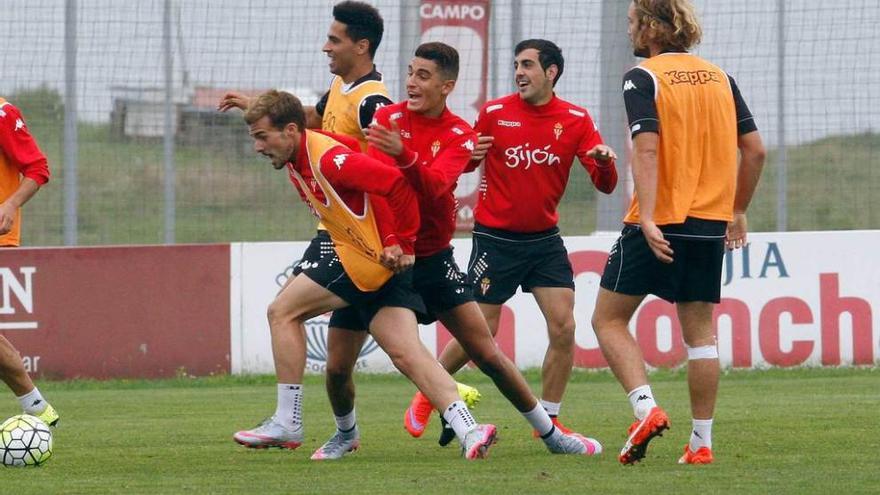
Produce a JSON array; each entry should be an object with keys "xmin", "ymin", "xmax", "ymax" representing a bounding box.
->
[
  {"xmin": 504, "ymin": 143, "xmax": 561, "ymax": 169},
  {"xmin": 497, "ymin": 119, "xmax": 521, "ymax": 127},
  {"xmin": 400, "ymin": 129, "xmax": 411, "ymax": 139},
  {"xmin": 390, "ymin": 112, "xmax": 403, "ymax": 120},
  {"xmin": 451, "ymin": 127, "xmax": 464, "ymax": 135},
  {"xmin": 333, "ymin": 154, "xmax": 348, "ymax": 169},
  {"xmin": 462, "ymin": 139, "xmax": 475, "ymax": 152},
  {"xmin": 14, "ymin": 119, "xmax": 25, "ymax": 131},
  {"xmin": 623, "ymin": 80, "xmax": 637, "ymax": 91}
]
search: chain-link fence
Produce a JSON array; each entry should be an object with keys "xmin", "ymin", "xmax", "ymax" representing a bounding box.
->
[{"xmin": 2, "ymin": 0, "xmax": 878, "ymax": 246}]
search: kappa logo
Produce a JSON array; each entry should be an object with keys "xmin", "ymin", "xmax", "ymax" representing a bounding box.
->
[
  {"xmin": 623, "ymin": 79, "xmax": 637, "ymax": 91},
  {"xmin": 462, "ymin": 139, "xmax": 475, "ymax": 152},
  {"xmin": 497, "ymin": 119, "xmax": 521, "ymax": 128},
  {"xmin": 666, "ymin": 69, "xmax": 721, "ymax": 86},
  {"xmin": 14, "ymin": 119, "xmax": 25, "ymax": 132},
  {"xmin": 333, "ymin": 154, "xmax": 348, "ymax": 169}
]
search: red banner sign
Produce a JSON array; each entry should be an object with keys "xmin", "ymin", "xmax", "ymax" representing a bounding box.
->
[{"xmin": 0, "ymin": 245, "xmax": 231, "ymax": 379}]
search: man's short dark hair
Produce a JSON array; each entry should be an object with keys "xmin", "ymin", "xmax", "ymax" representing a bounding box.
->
[
  {"xmin": 414, "ymin": 42, "xmax": 459, "ymax": 80},
  {"xmin": 515, "ymin": 39, "xmax": 564, "ymax": 86},
  {"xmin": 333, "ymin": 1, "xmax": 384, "ymax": 59}
]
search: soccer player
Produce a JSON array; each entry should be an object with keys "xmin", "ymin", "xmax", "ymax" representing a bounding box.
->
[
  {"xmin": 592, "ymin": 0, "xmax": 765, "ymax": 465},
  {"xmin": 312, "ymin": 42, "xmax": 602, "ymax": 461},
  {"xmin": 415, "ymin": 39, "xmax": 618, "ymax": 437},
  {"xmin": 0, "ymin": 97, "xmax": 58, "ymax": 427},
  {"xmin": 234, "ymin": 90, "xmax": 497, "ymax": 460},
  {"xmin": 221, "ymin": 1, "xmax": 479, "ymax": 449},
  {"xmin": 218, "ymin": 1, "xmax": 392, "ymax": 151}
]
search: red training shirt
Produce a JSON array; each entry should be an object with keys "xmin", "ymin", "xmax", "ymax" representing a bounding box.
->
[
  {"xmin": 369, "ymin": 102, "xmax": 477, "ymax": 257},
  {"xmin": 468, "ymin": 93, "xmax": 617, "ymax": 233}
]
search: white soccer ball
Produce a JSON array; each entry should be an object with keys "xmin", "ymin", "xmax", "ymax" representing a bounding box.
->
[{"xmin": 0, "ymin": 414, "xmax": 53, "ymax": 467}]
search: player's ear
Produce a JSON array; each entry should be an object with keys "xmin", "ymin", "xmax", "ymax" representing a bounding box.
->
[
  {"xmin": 284, "ymin": 122, "xmax": 301, "ymax": 138},
  {"xmin": 441, "ymin": 79, "xmax": 456, "ymax": 96},
  {"xmin": 355, "ymin": 38, "xmax": 370, "ymax": 56},
  {"xmin": 546, "ymin": 64, "xmax": 559, "ymax": 83}
]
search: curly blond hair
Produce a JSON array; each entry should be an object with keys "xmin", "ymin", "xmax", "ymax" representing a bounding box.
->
[{"xmin": 633, "ymin": 0, "xmax": 702, "ymax": 51}]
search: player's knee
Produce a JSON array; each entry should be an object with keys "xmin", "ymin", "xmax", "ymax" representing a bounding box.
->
[
  {"xmin": 469, "ymin": 346, "xmax": 505, "ymax": 377},
  {"xmin": 266, "ymin": 299, "xmax": 302, "ymax": 327},
  {"xmin": 386, "ymin": 348, "xmax": 415, "ymax": 374},
  {"xmin": 547, "ymin": 318, "xmax": 575, "ymax": 346},
  {"xmin": 325, "ymin": 363, "xmax": 352, "ymax": 387}
]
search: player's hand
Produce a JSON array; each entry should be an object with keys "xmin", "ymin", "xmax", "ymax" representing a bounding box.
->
[
  {"xmin": 726, "ymin": 212, "xmax": 748, "ymax": 250},
  {"xmin": 380, "ymin": 245, "xmax": 413, "ymax": 273},
  {"xmin": 471, "ymin": 134, "xmax": 494, "ymax": 162},
  {"xmin": 366, "ymin": 121, "xmax": 404, "ymax": 157},
  {"xmin": 586, "ymin": 144, "xmax": 617, "ymax": 163},
  {"xmin": 640, "ymin": 220, "xmax": 673, "ymax": 263},
  {"xmin": 217, "ymin": 92, "xmax": 251, "ymax": 112},
  {"xmin": 0, "ymin": 202, "xmax": 16, "ymax": 235}
]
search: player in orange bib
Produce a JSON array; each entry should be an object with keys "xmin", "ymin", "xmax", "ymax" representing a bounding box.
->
[
  {"xmin": 232, "ymin": 90, "xmax": 497, "ymax": 460},
  {"xmin": 0, "ymin": 98, "xmax": 59, "ymax": 427},
  {"xmin": 592, "ymin": 0, "xmax": 766, "ymax": 465}
]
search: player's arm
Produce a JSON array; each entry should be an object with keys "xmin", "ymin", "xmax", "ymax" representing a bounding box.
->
[
  {"xmin": 219, "ymin": 90, "xmax": 324, "ymax": 130},
  {"xmin": 0, "ymin": 104, "xmax": 50, "ymax": 235},
  {"xmin": 726, "ymin": 75, "xmax": 766, "ymax": 250},
  {"xmin": 357, "ymin": 94, "xmax": 393, "ymax": 135},
  {"xmin": 623, "ymin": 68, "xmax": 672, "ymax": 263},
  {"xmin": 319, "ymin": 147, "xmax": 420, "ymax": 255},
  {"xmin": 576, "ymin": 113, "xmax": 618, "ymax": 194},
  {"xmin": 306, "ymin": 91, "xmax": 330, "ymax": 129},
  {"xmin": 367, "ymin": 112, "xmax": 474, "ymax": 199},
  {"xmin": 464, "ymin": 106, "xmax": 493, "ymax": 173}
]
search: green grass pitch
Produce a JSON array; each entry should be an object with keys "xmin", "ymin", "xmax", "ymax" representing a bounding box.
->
[{"xmin": 1, "ymin": 368, "xmax": 877, "ymax": 494}]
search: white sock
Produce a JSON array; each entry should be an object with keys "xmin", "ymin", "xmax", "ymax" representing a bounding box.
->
[
  {"xmin": 627, "ymin": 385, "xmax": 657, "ymax": 420},
  {"xmin": 335, "ymin": 409, "xmax": 357, "ymax": 434},
  {"xmin": 523, "ymin": 402, "xmax": 555, "ymax": 437},
  {"xmin": 17, "ymin": 388, "xmax": 48, "ymax": 415},
  {"xmin": 441, "ymin": 400, "xmax": 477, "ymax": 441},
  {"xmin": 540, "ymin": 399, "xmax": 561, "ymax": 418},
  {"xmin": 274, "ymin": 384, "xmax": 303, "ymax": 430},
  {"xmin": 690, "ymin": 418, "xmax": 713, "ymax": 451}
]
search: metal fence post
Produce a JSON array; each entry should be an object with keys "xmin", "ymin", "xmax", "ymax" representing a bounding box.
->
[{"xmin": 63, "ymin": 0, "xmax": 78, "ymax": 246}]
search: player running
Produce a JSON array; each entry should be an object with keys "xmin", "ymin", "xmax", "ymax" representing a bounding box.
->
[
  {"xmin": 409, "ymin": 39, "xmax": 618, "ymax": 440},
  {"xmin": 236, "ymin": 90, "xmax": 497, "ymax": 460}
]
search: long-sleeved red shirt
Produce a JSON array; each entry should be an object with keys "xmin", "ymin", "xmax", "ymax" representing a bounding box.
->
[
  {"xmin": 0, "ymin": 100, "xmax": 50, "ymax": 186},
  {"xmin": 369, "ymin": 102, "xmax": 477, "ymax": 257},
  {"xmin": 287, "ymin": 130, "xmax": 419, "ymax": 255},
  {"xmin": 0, "ymin": 99, "xmax": 50, "ymax": 247},
  {"xmin": 468, "ymin": 93, "xmax": 617, "ymax": 233}
]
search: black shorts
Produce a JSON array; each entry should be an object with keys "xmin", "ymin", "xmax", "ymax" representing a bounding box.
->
[
  {"xmin": 599, "ymin": 223, "xmax": 725, "ymax": 303},
  {"xmin": 300, "ymin": 244, "xmax": 425, "ymax": 327},
  {"xmin": 467, "ymin": 223, "xmax": 574, "ymax": 305},
  {"xmin": 330, "ymin": 247, "xmax": 473, "ymax": 330},
  {"xmin": 291, "ymin": 230, "xmax": 335, "ymax": 276}
]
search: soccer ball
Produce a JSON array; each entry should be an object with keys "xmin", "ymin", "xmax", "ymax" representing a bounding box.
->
[{"xmin": 0, "ymin": 414, "xmax": 53, "ymax": 467}]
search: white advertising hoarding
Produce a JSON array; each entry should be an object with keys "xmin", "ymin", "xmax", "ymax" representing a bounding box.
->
[{"xmin": 231, "ymin": 231, "xmax": 880, "ymax": 374}]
